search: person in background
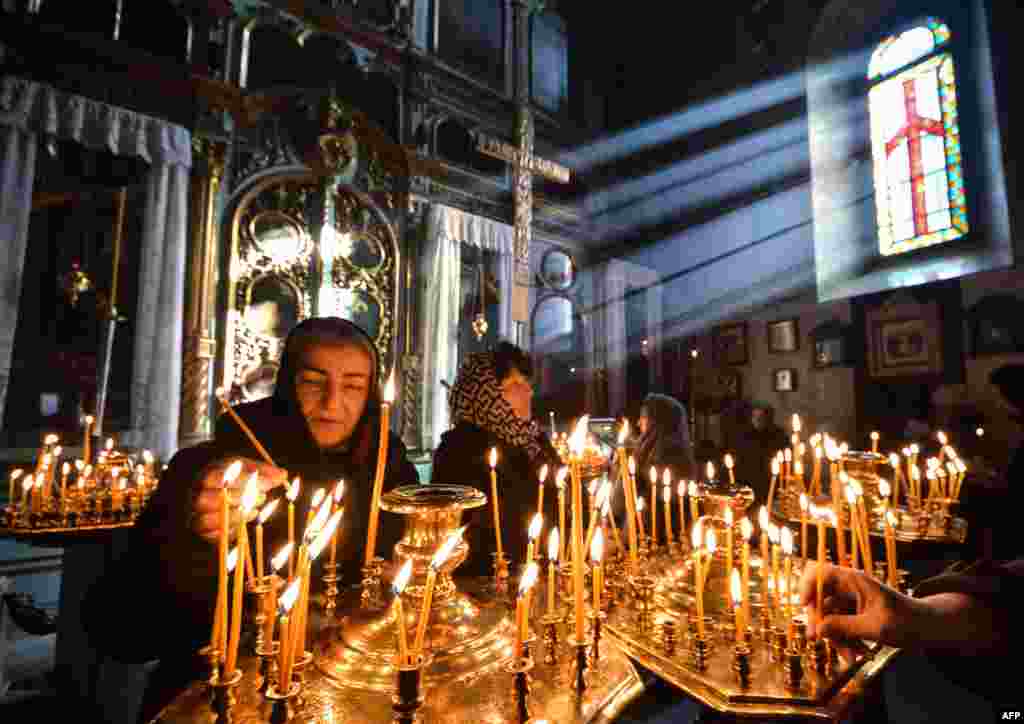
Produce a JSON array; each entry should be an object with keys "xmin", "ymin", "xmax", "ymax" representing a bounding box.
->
[
  {"xmin": 82, "ymin": 317, "xmax": 419, "ymax": 721},
  {"xmin": 731, "ymin": 401, "xmax": 788, "ymax": 501},
  {"xmin": 982, "ymin": 364, "xmax": 1024, "ymax": 560},
  {"xmin": 635, "ymin": 393, "xmax": 695, "ymax": 483},
  {"xmin": 430, "ymin": 342, "xmax": 560, "ymax": 577}
]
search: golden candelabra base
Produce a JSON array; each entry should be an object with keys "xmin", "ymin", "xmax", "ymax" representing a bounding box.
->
[
  {"xmin": 361, "ymin": 557, "xmax": 385, "ymax": 609},
  {"xmin": 264, "ymin": 680, "xmax": 301, "ymax": 724},
  {"xmin": 322, "ymin": 568, "xmax": 340, "ymax": 619},
  {"xmin": 732, "ymin": 643, "xmax": 752, "ymax": 688},
  {"xmin": 505, "ymin": 655, "xmax": 534, "ymax": 724},
  {"xmin": 392, "ymin": 654, "xmax": 426, "ymax": 724},
  {"xmin": 539, "ymin": 612, "xmax": 563, "ymax": 666},
  {"xmin": 568, "ymin": 634, "xmax": 590, "ymax": 699},
  {"xmin": 208, "ymin": 667, "xmax": 242, "ymax": 724},
  {"xmin": 254, "ymin": 641, "xmax": 279, "ymax": 694}
]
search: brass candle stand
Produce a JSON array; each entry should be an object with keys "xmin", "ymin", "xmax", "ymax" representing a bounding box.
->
[
  {"xmin": 322, "ymin": 566, "xmax": 340, "ymax": 620},
  {"xmin": 539, "ymin": 612, "xmax": 563, "ymax": 666},
  {"xmin": 361, "ymin": 557, "xmax": 385, "ymax": 609},
  {"xmin": 493, "ymin": 551, "xmax": 511, "ymax": 601},
  {"xmin": 247, "ymin": 579, "xmax": 273, "ymax": 653},
  {"xmin": 208, "ymin": 667, "xmax": 242, "ymax": 724},
  {"xmin": 264, "ymin": 679, "xmax": 301, "ymax": 724},
  {"xmin": 732, "ymin": 643, "xmax": 752, "ymax": 688},
  {"xmin": 587, "ymin": 610, "xmax": 606, "ymax": 666},
  {"xmin": 505, "ymin": 655, "xmax": 534, "ymax": 724},
  {"xmin": 568, "ymin": 634, "xmax": 590, "ymax": 698},
  {"xmin": 392, "ymin": 654, "xmax": 426, "ymax": 724},
  {"xmin": 254, "ymin": 640, "xmax": 279, "ymax": 694}
]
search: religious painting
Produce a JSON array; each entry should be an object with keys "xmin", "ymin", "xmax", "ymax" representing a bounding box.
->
[
  {"xmin": 867, "ymin": 299, "xmax": 943, "ymax": 377},
  {"xmin": 767, "ymin": 318, "xmax": 799, "ymax": 353},
  {"xmin": 773, "ymin": 368, "xmax": 796, "ymax": 392},
  {"xmin": 868, "ymin": 18, "xmax": 968, "ymax": 257},
  {"xmin": 712, "ymin": 322, "xmax": 748, "ymax": 366}
]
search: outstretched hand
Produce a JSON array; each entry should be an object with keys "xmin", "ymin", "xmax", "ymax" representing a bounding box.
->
[
  {"xmin": 192, "ymin": 457, "xmax": 288, "ymax": 542},
  {"xmin": 799, "ymin": 562, "xmax": 924, "ymax": 659}
]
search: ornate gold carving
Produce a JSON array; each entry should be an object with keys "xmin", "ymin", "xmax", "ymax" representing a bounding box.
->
[{"xmin": 181, "ymin": 333, "xmax": 216, "ymax": 441}]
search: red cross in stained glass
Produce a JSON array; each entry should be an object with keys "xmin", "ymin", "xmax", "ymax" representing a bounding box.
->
[{"xmin": 885, "ymin": 78, "xmax": 945, "ymax": 236}]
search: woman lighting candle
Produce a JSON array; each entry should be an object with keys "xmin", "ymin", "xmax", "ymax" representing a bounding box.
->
[
  {"xmin": 365, "ymin": 369, "xmax": 397, "ymax": 567},
  {"xmin": 392, "ymin": 559, "xmax": 414, "ymax": 664},
  {"xmin": 547, "ymin": 527, "xmax": 559, "ymax": 615},
  {"xmin": 489, "ymin": 447, "xmax": 505, "ymax": 559}
]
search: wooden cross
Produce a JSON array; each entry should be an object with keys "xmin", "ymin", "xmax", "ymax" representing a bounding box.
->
[{"xmin": 477, "ymin": 117, "xmax": 571, "ymax": 324}]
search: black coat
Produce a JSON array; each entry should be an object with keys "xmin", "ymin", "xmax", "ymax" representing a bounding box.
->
[
  {"xmin": 82, "ymin": 396, "xmax": 418, "ymax": 717},
  {"xmin": 430, "ymin": 422, "xmax": 560, "ymax": 578}
]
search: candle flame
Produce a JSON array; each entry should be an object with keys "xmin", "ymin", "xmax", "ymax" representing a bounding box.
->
[
  {"xmin": 706, "ymin": 461, "xmax": 715, "ymax": 480},
  {"xmin": 910, "ymin": 444, "xmax": 920, "ymax": 455},
  {"xmin": 555, "ymin": 466, "xmax": 568, "ymax": 490},
  {"xmin": 649, "ymin": 466, "xmax": 657, "ymax": 483},
  {"xmin": 10, "ymin": 468, "xmax": 23, "ymax": 482},
  {"xmin": 597, "ymin": 480, "xmax": 612, "ymax": 508},
  {"xmin": 85, "ymin": 415, "xmax": 94, "ymax": 424},
  {"xmin": 740, "ymin": 517, "xmax": 753, "ymax": 540},
  {"xmin": 568, "ymin": 416, "xmax": 589, "ymax": 455},
  {"xmin": 688, "ymin": 480, "xmax": 698, "ymax": 496},
  {"xmin": 52, "ymin": 446, "xmax": 62, "ymax": 458},
  {"xmin": 691, "ymin": 519, "xmax": 703, "ymax": 549},
  {"xmin": 334, "ymin": 479, "xmax": 345, "ymax": 502},
  {"xmin": 871, "ymin": 431, "xmax": 879, "ymax": 441},
  {"xmin": 781, "ymin": 527, "xmax": 793, "ymax": 555},
  {"xmin": 143, "ymin": 450, "xmax": 154, "ymax": 464},
  {"xmin": 518, "ymin": 561, "xmax": 540, "ymax": 598},
  {"xmin": 528, "ymin": 513, "xmax": 543, "ymax": 541},
  {"xmin": 815, "ymin": 446, "xmax": 823, "ymax": 460},
  {"xmin": 730, "ymin": 568, "xmax": 742, "ymax": 606},
  {"xmin": 105, "ymin": 438, "xmax": 114, "ymax": 451},
  {"xmin": 792, "ymin": 414, "xmax": 801, "ymax": 433},
  {"xmin": 662, "ymin": 485, "xmax": 670, "ymax": 503},
  {"xmin": 489, "ymin": 447, "xmax": 498, "ymax": 469},
  {"xmin": 223, "ymin": 460, "xmax": 243, "ymax": 487},
  {"xmin": 767, "ymin": 523, "xmax": 780, "ymax": 544},
  {"xmin": 280, "ymin": 578, "xmax": 301, "ymax": 614},
  {"xmin": 591, "ymin": 527, "xmax": 604, "ymax": 563},
  {"xmin": 287, "ymin": 478, "xmax": 301, "ymax": 501},
  {"xmin": 431, "ymin": 525, "xmax": 467, "ymax": 570},
  {"xmin": 309, "ymin": 509, "xmax": 344, "ymax": 561},
  {"xmin": 784, "ymin": 448, "xmax": 792, "ymax": 462},
  {"xmin": 724, "ymin": 453, "xmax": 734, "ymax": 470},
  {"xmin": 258, "ymin": 499, "xmax": 280, "ymax": 524},
  {"xmin": 976, "ymin": 427, "xmax": 985, "ymax": 437},
  {"xmin": 724, "ymin": 506, "xmax": 733, "ymax": 525},
  {"xmin": 601, "ymin": 497, "xmax": 611, "ymax": 517},
  {"xmin": 705, "ymin": 529, "xmax": 717, "ymax": 554},
  {"xmin": 795, "ymin": 460, "xmax": 804, "ymax": 475},
  {"xmin": 677, "ymin": 480, "xmax": 686, "ymax": 496},
  {"xmin": 771, "ymin": 458, "xmax": 780, "ymax": 475},
  {"xmin": 799, "ymin": 492, "xmax": 808, "ymax": 511},
  {"xmin": 956, "ymin": 459, "xmax": 967, "ymax": 473},
  {"xmin": 393, "ymin": 559, "xmax": 413, "ymax": 595},
  {"xmin": 306, "ymin": 496, "xmax": 333, "ymax": 541},
  {"xmin": 548, "ymin": 528, "xmax": 560, "ymax": 560},
  {"xmin": 628, "ymin": 456, "xmax": 636, "ymax": 476},
  {"xmin": 538, "ymin": 464, "xmax": 549, "ymax": 484},
  {"xmin": 878, "ymin": 478, "xmax": 891, "ymax": 498},
  {"xmin": 618, "ymin": 419, "xmax": 629, "ymax": 445},
  {"xmin": 636, "ymin": 496, "xmax": 646, "ymax": 513},
  {"xmin": 382, "ymin": 369, "xmax": 397, "ymax": 404},
  {"xmin": 886, "ymin": 510, "xmax": 898, "ymax": 527},
  {"xmin": 241, "ymin": 473, "xmax": 260, "ymax": 513},
  {"xmin": 226, "ymin": 547, "xmax": 238, "ymax": 572},
  {"xmin": 691, "ymin": 348, "xmax": 698, "ymax": 358},
  {"xmin": 22, "ymin": 475, "xmax": 33, "ymax": 493},
  {"xmin": 271, "ymin": 543, "xmax": 294, "ymax": 572},
  {"xmin": 62, "ymin": 461, "xmax": 70, "ymax": 475},
  {"xmin": 937, "ymin": 430, "xmax": 947, "ymax": 445},
  {"xmin": 588, "ymin": 479, "xmax": 598, "ymax": 496},
  {"xmin": 845, "ymin": 485, "xmax": 857, "ymax": 505},
  {"xmin": 311, "ymin": 488, "xmax": 326, "ymax": 509},
  {"xmin": 758, "ymin": 505, "xmax": 769, "ymax": 530}
]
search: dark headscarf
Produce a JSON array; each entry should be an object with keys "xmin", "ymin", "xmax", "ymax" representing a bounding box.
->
[
  {"xmin": 636, "ymin": 393, "xmax": 694, "ymax": 478},
  {"xmin": 448, "ymin": 349, "xmax": 544, "ymax": 461}
]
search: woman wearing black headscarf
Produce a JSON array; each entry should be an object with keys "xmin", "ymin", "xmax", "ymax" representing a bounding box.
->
[
  {"xmin": 430, "ymin": 342, "xmax": 560, "ymax": 577},
  {"xmin": 635, "ymin": 393, "xmax": 696, "ymax": 484},
  {"xmin": 82, "ymin": 317, "xmax": 418, "ymax": 718}
]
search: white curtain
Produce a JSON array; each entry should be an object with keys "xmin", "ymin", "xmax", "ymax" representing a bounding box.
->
[
  {"xmin": 419, "ymin": 204, "xmax": 514, "ymax": 450},
  {"xmin": 0, "ymin": 76, "xmax": 192, "ymax": 461},
  {"xmin": 0, "ymin": 125, "xmax": 36, "ymax": 424}
]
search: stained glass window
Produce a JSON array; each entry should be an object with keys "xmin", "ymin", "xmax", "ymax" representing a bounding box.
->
[{"xmin": 868, "ymin": 19, "xmax": 967, "ymax": 256}]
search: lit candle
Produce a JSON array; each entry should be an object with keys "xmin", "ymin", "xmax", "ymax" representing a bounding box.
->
[
  {"xmin": 569, "ymin": 416, "xmax": 589, "ymax": 642},
  {"xmin": 602, "ymin": 497, "xmax": 623, "ymax": 555},
  {"xmin": 83, "ymin": 415, "xmax": 94, "ymax": 464},
  {"xmin": 306, "ymin": 487, "xmax": 326, "ymax": 531},
  {"xmin": 636, "ymin": 496, "xmax": 648, "ymax": 542},
  {"xmin": 60, "ymin": 461, "xmax": 70, "ymax": 503},
  {"xmin": 783, "ymin": 448, "xmax": 793, "ymax": 486},
  {"xmin": 286, "ymin": 478, "xmax": 300, "ymax": 579},
  {"xmin": 769, "ymin": 524, "xmax": 780, "ymax": 620},
  {"xmin": 617, "ymin": 421, "xmax": 639, "ymax": 569},
  {"xmin": 976, "ymin": 427, "xmax": 985, "ymax": 438},
  {"xmin": 815, "ymin": 506, "xmax": 826, "ymax": 619},
  {"xmin": 412, "ymin": 525, "xmax": 464, "ymax": 655},
  {"xmin": 724, "ymin": 454, "xmax": 736, "ymax": 487},
  {"xmin": 256, "ymin": 499, "xmax": 279, "ymax": 580},
  {"xmin": 854, "ymin": 481, "xmax": 873, "ymax": 573},
  {"xmin": 296, "ymin": 507, "xmax": 340, "ymax": 659},
  {"xmin": 556, "ymin": 467, "xmax": 568, "ymax": 562},
  {"xmin": 488, "ymin": 447, "xmax": 504, "ymax": 558},
  {"xmin": 677, "ymin": 480, "xmax": 687, "ymax": 540},
  {"xmin": 213, "ymin": 460, "xmax": 242, "ymax": 656},
  {"xmin": 767, "ymin": 458, "xmax": 780, "ymax": 511},
  {"xmin": 846, "ymin": 485, "xmax": 860, "ymax": 570},
  {"xmin": 20, "ymin": 475, "xmax": 33, "ymax": 510},
  {"xmin": 662, "ymin": 482, "xmax": 673, "ymax": 546},
  {"xmin": 526, "ymin": 512, "xmax": 543, "ymax": 564},
  {"xmin": 516, "ymin": 562, "xmax": 540, "ymax": 658},
  {"xmin": 8, "ymin": 469, "xmax": 23, "ymax": 508},
  {"xmin": 740, "ymin": 517, "xmax": 752, "ymax": 634},
  {"xmin": 758, "ymin": 505, "xmax": 770, "ymax": 598},
  {"xmin": 365, "ymin": 369, "xmax": 397, "ymax": 566},
  {"xmin": 885, "ymin": 510, "xmax": 898, "ymax": 587},
  {"xmin": 691, "ymin": 523, "xmax": 705, "ymax": 637},
  {"xmin": 329, "ymin": 479, "xmax": 345, "ymax": 570},
  {"xmin": 223, "ymin": 547, "xmax": 239, "ymax": 663},
  {"xmin": 265, "ymin": 543, "xmax": 292, "ymax": 645},
  {"xmin": 649, "ymin": 466, "xmax": 658, "ymax": 548},
  {"xmin": 585, "ymin": 481, "xmax": 609, "ymax": 552},
  {"xmin": 731, "ymin": 568, "xmax": 743, "ymax": 644},
  {"xmin": 812, "ymin": 446, "xmax": 823, "ymax": 496},
  {"xmin": 792, "ymin": 413, "xmax": 802, "ymax": 438},
  {"xmin": 591, "ymin": 527, "xmax": 604, "ymax": 612},
  {"xmin": 277, "ymin": 577, "xmax": 301, "ymax": 690},
  {"xmin": 953, "ymin": 459, "xmax": 967, "ymax": 500},
  {"xmin": 706, "ymin": 461, "xmax": 715, "ymax": 486},
  {"xmin": 724, "ymin": 506, "xmax": 734, "ymax": 594},
  {"xmin": 547, "ymin": 527, "xmax": 559, "ymax": 615},
  {"xmin": 225, "ymin": 475, "xmax": 259, "ymax": 673},
  {"xmin": 799, "ymin": 493, "xmax": 809, "ymax": 565},
  {"xmin": 392, "ymin": 560, "xmax": 413, "ymax": 663},
  {"xmin": 781, "ymin": 527, "xmax": 794, "ymax": 629},
  {"xmin": 870, "ymin": 431, "xmax": 879, "ymax": 453},
  {"xmin": 937, "ymin": 431, "xmax": 948, "ymax": 462},
  {"xmin": 537, "ymin": 464, "xmax": 549, "ymax": 521},
  {"xmin": 888, "ymin": 453, "xmax": 902, "ymax": 508},
  {"xmin": 688, "ymin": 481, "xmax": 699, "ymax": 529}
]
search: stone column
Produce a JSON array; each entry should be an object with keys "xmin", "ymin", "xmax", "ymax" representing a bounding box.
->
[{"xmin": 179, "ymin": 138, "xmax": 226, "ymax": 448}]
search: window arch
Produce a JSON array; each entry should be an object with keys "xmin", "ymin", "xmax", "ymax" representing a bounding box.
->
[{"xmin": 867, "ymin": 18, "xmax": 968, "ymax": 257}]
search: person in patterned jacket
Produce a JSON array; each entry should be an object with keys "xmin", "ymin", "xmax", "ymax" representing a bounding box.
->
[{"xmin": 431, "ymin": 342, "xmax": 561, "ymax": 578}]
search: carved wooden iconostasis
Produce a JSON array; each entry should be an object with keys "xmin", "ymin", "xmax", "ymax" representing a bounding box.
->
[{"xmin": 216, "ymin": 94, "xmax": 407, "ymax": 405}]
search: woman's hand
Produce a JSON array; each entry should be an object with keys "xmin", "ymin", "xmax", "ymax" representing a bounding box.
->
[{"xmin": 192, "ymin": 458, "xmax": 288, "ymax": 542}]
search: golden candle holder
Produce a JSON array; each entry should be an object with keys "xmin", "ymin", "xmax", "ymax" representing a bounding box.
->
[
  {"xmin": 809, "ymin": 636, "xmax": 830, "ymax": 675},
  {"xmin": 630, "ymin": 575, "xmax": 657, "ymax": 634},
  {"xmin": 198, "ymin": 644, "xmax": 221, "ymax": 685},
  {"xmin": 208, "ymin": 667, "xmax": 242, "ymax": 724},
  {"xmin": 505, "ymin": 655, "xmax": 534, "ymax": 724},
  {"xmin": 783, "ymin": 646, "xmax": 804, "ymax": 691},
  {"xmin": 493, "ymin": 551, "xmax": 512, "ymax": 601},
  {"xmin": 587, "ymin": 610, "xmax": 606, "ymax": 667},
  {"xmin": 264, "ymin": 679, "xmax": 301, "ymax": 724},
  {"xmin": 690, "ymin": 632, "xmax": 710, "ymax": 671},
  {"xmin": 539, "ymin": 612, "xmax": 563, "ymax": 666},
  {"xmin": 732, "ymin": 643, "xmax": 752, "ymax": 688},
  {"xmin": 247, "ymin": 579, "xmax": 273, "ymax": 653},
  {"xmin": 769, "ymin": 628, "xmax": 787, "ymax": 663},
  {"xmin": 661, "ymin": 618, "xmax": 677, "ymax": 657},
  {"xmin": 254, "ymin": 640, "xmax": 279, "ymax": 694},
  {"xmin": 568, "ymin": 634, "xmax": 590, "ymax": 698},
  {"xmin": 392, "ymin": 653, "xmax": 426, "ymax": 724},
  {"xmin": 361, "ymin": 557, "xmax": 385, "ymax": 609},
  {"xmin": 322, "ymin": 567, "xmax": 341, "ymax": 620}
]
